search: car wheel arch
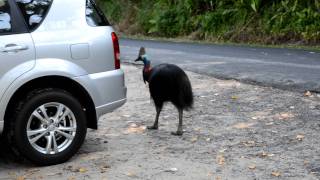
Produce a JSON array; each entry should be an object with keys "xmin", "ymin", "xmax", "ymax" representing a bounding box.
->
[{"xmin": 3, "ymin": 75, "xmax": 98, "ymax": 132}]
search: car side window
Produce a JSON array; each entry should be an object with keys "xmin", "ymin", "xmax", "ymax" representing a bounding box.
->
[
  {"xmin": 86, "ymin": 0, "xmax": 109, "ymax": 27},
  {"xmin": 15, "ymin": 0, "xmax": 53, "ymax": 31},
  {"xmin": 0, "ymin": 0, "xmax": 12, "ymax": 33}
]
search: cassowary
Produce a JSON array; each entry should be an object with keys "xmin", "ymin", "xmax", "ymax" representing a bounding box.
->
[{"xmin": 135, "ymin": 47, "xmax": 193, "ymax": 136}]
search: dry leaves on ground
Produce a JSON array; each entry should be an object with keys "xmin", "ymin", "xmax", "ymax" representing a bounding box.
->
[
  {"xmin": 217, "ymin": 154, "xmax": 225, "ymax": 166},
  {"xmin": 259, "ymin": 152, "xmax": 275, "ymax": 158},
  {"xmin": 271, "ymin": 171, "xmax": 281, "ymax": 177},
  {"xmin": 304, "ymin": 91, "xmax": 312, "ymax": 97},
  {"xmin": 278, "ymin": 113, "xmax": 295, "ymax": 120},
  {"xmin": 242, "ymin": 141, "xmax": 255, "ymax": 147},
  {"xmin": 191, "ymin": 137, "xmax": 198, "ymax": 143},
  {"xmin": 127, "ymin": 171, "xmax": 137, "ymax": 177},
  {"xmin": 296, "ymin": 134, "xmax": 305, "ymax": 141},
  {"xmin": 124, "ymin": 123, "xmax": 146, "ymax": 134},
  {"xmin": 231, "ymin": 96, "xmax": 239, "ymax": 100},
  {"xmin": 248, "ymin": 164, "xmax": 256, "ymax": 170},
  {"xmin": 79, "ymin": 168, "xmax": 88, "ymax": 173},
  {"xmin": 233, "ymin": 122, "xmax": 255, "ymax": 129}
]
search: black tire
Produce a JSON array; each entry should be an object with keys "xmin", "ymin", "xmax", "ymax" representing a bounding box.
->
[{"xmin": 5, "ymin": 88, "xmax": 87, "ymax": 166}]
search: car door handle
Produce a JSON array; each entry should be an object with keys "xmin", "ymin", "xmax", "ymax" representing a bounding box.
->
[{"xmin": 1, "ymin": 44, "xmax": 29, "ymax": 53}]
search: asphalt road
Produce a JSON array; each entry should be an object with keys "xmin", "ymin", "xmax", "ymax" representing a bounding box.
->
[{"xmin": 120, "ymin": 38, "xmax": 320, "ymax": 92}]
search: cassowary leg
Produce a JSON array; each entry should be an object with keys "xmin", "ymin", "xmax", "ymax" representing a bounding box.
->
[
  {"xmin": 147, "ymin": 106, "xmax": 161, "ymax": 130},
  {"xmin": 171, "ymin": 109, "xmax": 183, "ymax": 136}
]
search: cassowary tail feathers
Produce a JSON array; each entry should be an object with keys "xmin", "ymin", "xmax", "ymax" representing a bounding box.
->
[{"xmin": 179, "ymin": 74, "xmax": 193, "ymax": 110}]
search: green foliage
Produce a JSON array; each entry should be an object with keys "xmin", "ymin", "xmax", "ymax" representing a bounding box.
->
[{"xmin": 99, "ymin": 0, "xmax": 320, "ymax": 44}]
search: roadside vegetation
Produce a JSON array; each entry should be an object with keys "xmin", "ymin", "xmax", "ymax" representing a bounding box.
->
[{"xmin": 98, "ymin": 0, "xmax": 320, "ymax": 47}]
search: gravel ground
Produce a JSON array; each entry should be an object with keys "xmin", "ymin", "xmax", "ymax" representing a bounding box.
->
[{"xmin": 1, "ymin": 64, "xmax": 320, "ymax": 180}]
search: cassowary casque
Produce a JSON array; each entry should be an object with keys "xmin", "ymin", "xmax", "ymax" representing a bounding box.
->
[{"xmin": 135, "ymin": 47, "xmax": 193, "ymax": 136}]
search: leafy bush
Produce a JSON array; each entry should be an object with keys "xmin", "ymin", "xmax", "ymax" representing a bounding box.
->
[{"xmin": 98, "ymin": 0, "xmax": 320, "ymax": 45}]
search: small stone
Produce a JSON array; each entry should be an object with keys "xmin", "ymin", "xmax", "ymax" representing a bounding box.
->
[{"xmin": 165, "ymin": 168, "xmax": 178, "ymax": 173}]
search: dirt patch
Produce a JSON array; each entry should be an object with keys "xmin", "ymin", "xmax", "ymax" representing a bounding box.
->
[{"xmin": 0, "ymin": 64, "xmax": 320, "ymax": 180}]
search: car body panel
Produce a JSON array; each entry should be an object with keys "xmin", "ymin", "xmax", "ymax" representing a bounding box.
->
[
  {"xmin": 33, "ymin": 0, "xmax": 116, "ymax": 74},
  {"xmin": 0, "ymin": 0, "xmax": 126, "ymax": 133},
  {"xmin": 0, "ymin": 33, "xmax": 36, "ymax": 99},
  {"xmin": 0, "ymin": 33, "xmax": 36, "ymax": 133}
]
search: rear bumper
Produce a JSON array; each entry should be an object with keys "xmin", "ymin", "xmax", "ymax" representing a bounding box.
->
[
  {"xmin": 74, "ymin": 69, "xmax": 127, "ymax": 119},
  {"xmin": 96, "ymin": 98, "xmax": 126, "ymax": 117}
]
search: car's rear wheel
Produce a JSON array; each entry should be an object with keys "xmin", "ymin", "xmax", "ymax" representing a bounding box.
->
[{"xmin": 6, "ymin": 88, "xmax": 87, "ymax": 166}]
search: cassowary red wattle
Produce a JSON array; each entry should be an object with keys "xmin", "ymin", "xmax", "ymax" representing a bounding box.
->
[{"xmin": 135, "ymin": 47, "xmax": 193, "ymax": 136}]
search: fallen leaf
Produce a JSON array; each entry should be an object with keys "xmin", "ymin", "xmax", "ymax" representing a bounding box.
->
[
  {"xmin": 191, "ymin": 137, "xmax": 198, "ymax": 143},
  {"xmin": 243, "ymin": 141, "xmax": 255, "ymax": 147},
  {"xmin": 100, "ymin": 165, "xmax": 111, "ymax": 173},
  {"xmin": 296, "ymin": 134, "xmax": 305, "ymax": 141},
  {"xmin": 233, "ymin": 122, "xmax": 254, "ymax": 129},
  {"xmin": 304, "ymin": 91, "xmax": 312, "ymax": 97},
  {"xmin": 271, "ymin": 171, "xmax": 281, "ymax": 177},
  {"xmin": 68, "ymin": 177, "xmax": 76, "ymax": 180},
  {"xmin": 127, "ymin": 172, "xmax": 137, "ymax": 177},
  {"xmin": 231, "ymin": 96, "xmax": 238, "ymax": 100},
  {"xmin": 79, "ymin": 168, "xmax": 87, "ymax": 173},
  {"xmin": 16, "ymin": 176, "xmax": 25, "ymax": 180},
  {"xmin": 251, "ymin": 117, "xmax": 258, "ymax": 120},
  {"xmin": 207, "ymin": 172, "xmax": 214, "ymax": 177},
  {"xmin": 217, "ymin": 154, "xmax": 225, "ymax": 165},
  {"xmin": 215, "ymin": 176, "xmax": 222, "ymax": 180},
  {"xmin": 248, "ymin": 164, "xmax": 256, "ymax": 170},
  {"xmin": 259, "ymin": 152, "xmax": 274, "ymax": 158},
  {"xmin": 278, "ymin": 113, "xmax": 294, "ymax": 120},
  {"xmin": 124, "ymin": 125, "xmax": 146, "ymax": 134}
]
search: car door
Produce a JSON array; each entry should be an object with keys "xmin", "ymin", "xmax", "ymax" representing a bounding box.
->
[{"xmin": 0, "ymin": 0, "xmax": 35, "ymax": 97}]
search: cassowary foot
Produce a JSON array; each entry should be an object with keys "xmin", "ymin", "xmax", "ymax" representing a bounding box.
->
[
  {"xmin": 147, "ymin": 125, "xmax": 158, "ymax": 130},
  {"xmin": 171, "ymin": 131, "xmax": 183, "ymax": 136}
]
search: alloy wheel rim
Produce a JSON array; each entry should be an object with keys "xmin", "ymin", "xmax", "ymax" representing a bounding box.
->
[{"xmin": 26, "ymin": 102, "xmax": 77, "ymax": 155}]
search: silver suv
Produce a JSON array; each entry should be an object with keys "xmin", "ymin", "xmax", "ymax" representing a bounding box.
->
[{"xmin": 0, "ymin": 0, "xmax": 126, "ymax": 165}]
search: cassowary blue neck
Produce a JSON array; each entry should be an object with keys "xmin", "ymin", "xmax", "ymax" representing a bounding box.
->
[{"xmin": 142, "ymin": 55, "xmax": 151, "ymax": 69}]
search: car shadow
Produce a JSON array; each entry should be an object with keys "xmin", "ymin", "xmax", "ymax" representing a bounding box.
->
[{"xmin": 0, "ymin": 136, "xmax": 27, "ymax": 166}]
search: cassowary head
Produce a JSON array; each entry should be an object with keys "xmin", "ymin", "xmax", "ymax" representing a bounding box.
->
[{"xmin": 134, "ymin": 47, "xmax": 150, "ymax": 66}]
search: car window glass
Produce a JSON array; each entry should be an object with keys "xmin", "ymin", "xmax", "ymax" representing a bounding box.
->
[
  {"xmin": 15, "ymin": 0, "xmax": 52, "ymax": 31},
  {"xmin": 0, "ymin": 0, "xmax": 12, "ymax": 33},
  {"xmin": 86, "ymin": 0, "xmax": 108, "ymax": 26}
]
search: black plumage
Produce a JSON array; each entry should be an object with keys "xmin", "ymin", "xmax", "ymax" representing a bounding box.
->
[{"xmin": 135, "ymin": 47, "xmax": 193, "ymax": 135}]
